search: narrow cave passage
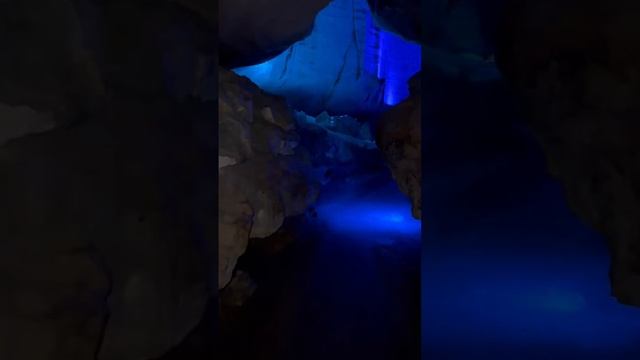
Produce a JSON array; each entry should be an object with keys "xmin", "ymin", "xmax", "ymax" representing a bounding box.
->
[
  {"xmin": 218, "ymin": 0, "xmax": 421, "ymax": 358},
  {"xmin": 220, "ymin": 156, "xmax": 420, "ymax": 360},
  {"xmin": 219, "ymin": 89, "xmax": 421, "ymax": 360},
  {"xmin": 421, "ymin": 71, "xmax": 640, "ymax": 359}
]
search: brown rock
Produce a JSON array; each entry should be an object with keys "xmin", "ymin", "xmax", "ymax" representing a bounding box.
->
[
  {"xmin": 218, "ymin": 68, "xmax": 318, "ymax": 288},
  {"xmin": 377, "ymin": 75, "xmax": 422, "ymax": 219}
]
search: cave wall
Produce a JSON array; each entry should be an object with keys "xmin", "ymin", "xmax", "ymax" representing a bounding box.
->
[
  {"xmin": 233, "ymin": 0, "xmax": 383, "ymax": 115},
  {"xmin": 233, "ymin": 0, "xmax": 421, "ymax": 116},
  {"xmin": 377, "ymin": 74, "xmax": 422, "ymax": 219},
  {"xmin": 368, "ymin": 0, "xmax": 420, "ymax": 42},
  {"xmin": 217, "ymin": 0, "xmax": 345, "ymax": 299},
  {"xmin": 223, "ymin": 0, "xmax": 422, "ymax": 244},
  {"xmin": 370, "ymin": 0, "xmax": 509, "ymax": 225},
  {"xmin": 219, "ymin": 0, "xmax": 331, "ymax": 68},
  {"xmin": 0, "ymin": 1, "xmax": 218, "ymax": 359},
  {"xmin": 218, "ymin": 68, "xmax": 318, "ymax": 289},
  {"xmin": 497, "ymin": 0, "xmax": 640, "ymax": 306},
  {"xmin": 415, "ymin": 0, "xmax": 640, "ymax": 307}
]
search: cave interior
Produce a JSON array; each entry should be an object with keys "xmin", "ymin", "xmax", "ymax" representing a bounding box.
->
[
  {"xmin": 3, "ymin": 0, "xmax": 640, "ymax": 359},
  {"xmin": 219, "ymin": 0, "xmax": 421, "ymax": 358}
]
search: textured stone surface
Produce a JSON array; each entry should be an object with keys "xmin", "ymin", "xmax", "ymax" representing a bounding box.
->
[
  {"xmin": 0, "ymin": 104, "xmax": 56, "ymax": 146},
  {"xmin": 294, "ymin": 111, "xmax": 377, "ymax": 171},
  {"xmin": 367, "ymin": 0, "xmax": 420, "ymax": 41},
  {"xmin": 376, "ymin": 75, "xmax": 421, "ymax": 218},
  {"xmin": 497, "ymin": 0, "xmax": 640, "ymax": 306},
  {"xmin": 0, "ymin": 1, "xmax": 217, "ymax": 359},
  {"xmin": 218, "ymin": 69, "xmax": 318, "ymax": 289},
  {"xmin": 0, "ymin": 0, "xmax": 104, "ymax": 117},
  {"xmin": 219, "ymin": 0, "xmax": 330, "ymax": 67},
  {"xmin": 221, "ymin": 271, "xmax": 257, "ymax": 307}
]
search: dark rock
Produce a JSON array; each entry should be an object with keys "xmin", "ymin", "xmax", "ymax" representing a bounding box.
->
[
  {"xmin": 0, "ymin": 100, "xmax": 215, "ymax": 360},
  {"xmin": 497, "ymin": 0, "xmax": 640, "ymax": 306},
  {"xmin": 218, "ymin": 68, "xmax": 319, "ymax": 289},
  {"xmin": 219, "ymin": 0, "xmax": 331, "ymax": 67},
  {"xmin": 0, "ymin": 104, "xmax": 56, "ymax": 146},
  {"xmin": 221, "ymin": 271, "xmax": 257, "ymax": 307},
  {"xmin": 422, "ymin": 0, "xmax": 504, "ymax": 55},
  {"xmin": 376, "ymin": 74, "xmax": 421, "ymax": 218},
  {"xmin": 0, "ymin": 0, "xmax": 104, "ymax": 122},
  {"xmin": 0, "ymin": 1, "xmax": 218, "ymax": 359},
  {"xmin": 367, "ymin": 0, "xmax": 421, "ymax": 42}
]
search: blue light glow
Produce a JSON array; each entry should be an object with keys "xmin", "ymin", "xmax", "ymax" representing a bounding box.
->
[
  {"xmin": 378, "ymin": 30, "xmax": 421, "ymax": 105},
  {"xmin": 233, "ymin": 0, "xmax": 421, "ymax": 114},
  {"xmin": 313, "ymin": 175, "xmax": 421, "ymax": 238},
  {"xmin": 387, "ymin": 214, "xmax": 405, "ymax": 223},
  {"xmin": 423, "ymin": 152, "xmax": 640, "ymax": 359},
  {"xmin": 317, "ymin": 200, "xmax": 420, "ymax": 236}
]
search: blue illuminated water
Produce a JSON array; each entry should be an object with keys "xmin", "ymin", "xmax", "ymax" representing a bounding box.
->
[
  {"xmin": 233, "ymin": 0, "xmax": 421, "ymax": 115},
  {"xmin": 422, "ymin": 78, "xmax": 640, "ymax": 359}
]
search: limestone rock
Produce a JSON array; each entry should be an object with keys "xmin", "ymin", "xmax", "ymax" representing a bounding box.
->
[{"xmin": 218, "ymin": 68, "xmax": 318, "ymax": 289}]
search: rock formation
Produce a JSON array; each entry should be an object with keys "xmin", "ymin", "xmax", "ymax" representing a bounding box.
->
[
  {"xmin": 218, "ymin": 68, "xmax": 318, "ymax": 289},
  {"xmin": 219, "ymin": 0, "xmax": 331, "ymax": 67},
  {"xmin": 376, "ymin": 75, "xmax": 422, "ymax": 219},
  {"xmin": 367, "ymin": 0, "xmax": 421, "ymax": 41},
  {"xmin": 232, "ymin": 0, "xmax": 419, "ymax": 116},
  {"xmin": 497, "ymin": 0, "xmax": 640, "ymax": 306},
  {"xmin": 1, "ymin": 1, "xmax": 217, "ymax": 359}
]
